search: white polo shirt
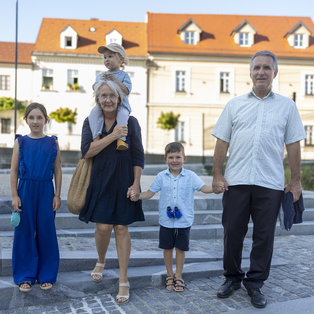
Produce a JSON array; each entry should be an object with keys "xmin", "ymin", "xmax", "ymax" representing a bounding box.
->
[{"xmin": 212, "ymin": 90, "xmax": 306, "ymax": 190}]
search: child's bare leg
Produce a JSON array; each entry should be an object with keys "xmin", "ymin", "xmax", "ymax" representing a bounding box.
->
[
  {"xmin": 163, "ymin": 249, "xmax": 175, "ymax": 291},
  {"xmin": 174, "ymin": 247, "xmax": 185, "ymax": 279},
  {"xmin": 174, "ymin": 248, "xmax": 186, "ymax": 291}
]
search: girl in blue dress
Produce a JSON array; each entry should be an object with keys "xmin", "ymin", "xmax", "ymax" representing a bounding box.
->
[{"xmin": 10, "ymin": 103, "xmax": 62, "ymax": 292}]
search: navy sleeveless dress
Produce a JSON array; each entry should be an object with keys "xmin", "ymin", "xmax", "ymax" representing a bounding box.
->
[
  {"xmin": 79, "ymin": 116, "xmax": 145, "ymax": 225},
  {"xmin": 12, "ymin": 135, "xmax": 59, "ymax": 285}
]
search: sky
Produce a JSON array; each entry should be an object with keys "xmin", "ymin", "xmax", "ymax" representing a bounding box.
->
[{"xmin": 1, "ymin": 0, "xmax": 314, "ymax": 43}]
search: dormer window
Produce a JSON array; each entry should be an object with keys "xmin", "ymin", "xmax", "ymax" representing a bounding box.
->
[
  {"xmin": 285, "ymin": 21, "xmax": 311, "ymax": 49},
  {"xmin": 239, "ymin": 33, "xmax": 249, "ymax": 46},
  {"xmin": 231, "ymin": 20, "xmax": 256, "ymax": 47},
  {"xmin": 65, "ymin": 36, "xmax": 72, "ymax": 47},
  {"xmin": 294, "ymin": 34, "xmax": 304, "ymax": 47},
  {"xmin": 184, "ymin": 31, "xmax": 195, "ymax": 45},
  {"xmin": 60, "ymin": 25, "xmax": 78, "ymax": 49},
  {"xmin": 106, "ymin": 29, "xmax": 123, "ymax": 46},
  {"xmin": 178, "ymin": 18, "xmax": 202, "ymax": 45}
]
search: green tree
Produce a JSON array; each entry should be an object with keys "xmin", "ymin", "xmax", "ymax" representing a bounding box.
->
[
  {"xmin": 0, "ymin": 97, "xmax": 26, "ymax": 114},
  {"xmin": 157, "ymin": 111, "xmax": 180, "ymax": 131},
  {"xmin": 49, "ymin": 107, "xmax": 77, "ymax": 124}
]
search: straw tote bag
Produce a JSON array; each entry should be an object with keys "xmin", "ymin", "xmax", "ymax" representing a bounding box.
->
[{"xmin": 67, "ymin": 157, "xmax": 93, "ymax": 215}]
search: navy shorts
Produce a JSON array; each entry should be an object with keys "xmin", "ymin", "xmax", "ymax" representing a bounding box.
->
[{"xmin": 159, "ymin": 225, "xmax": 191, "ymax": 251}]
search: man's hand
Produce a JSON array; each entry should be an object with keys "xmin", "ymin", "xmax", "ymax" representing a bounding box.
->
[
  {"xmin": 212, "ymin": 175, "xmax": 229, "ymax": 194},
  {"xmin": 285, "ymin": 180, "xmax": 302, "ymax": 202}
]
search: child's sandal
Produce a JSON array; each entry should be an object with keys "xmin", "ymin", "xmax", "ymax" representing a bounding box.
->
[
  {"xmin": 165, "ymin": 275, "xmax": 175, "ymax": 291},
  {"xmin": 174, "ymin": 278, "xmax": 185, "ymax": 292},
  {"xmin": 18, "ymin": 282, "xmax": 32, "ymax": 292}
]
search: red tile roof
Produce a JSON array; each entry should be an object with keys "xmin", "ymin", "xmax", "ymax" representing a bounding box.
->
[
  {"xmin": 34, "ymin": 18, "xmax": 147, "ymax": 57},
  {"xmin": 0, "ymin": 42, "xmax": 34, "ymax": 64},
  {"xmin": 147, "ymin": 13, "xmax": 314, "ymax": 59}
]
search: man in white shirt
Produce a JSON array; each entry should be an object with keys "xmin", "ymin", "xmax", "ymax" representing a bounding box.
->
[{"xmin": 212, "ymin": 50, "xmax": 305, "ymax": 308}]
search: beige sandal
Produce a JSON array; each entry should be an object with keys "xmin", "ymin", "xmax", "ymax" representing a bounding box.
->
[
  {"xmin": 91, "ymin": 262, "xmax": 105, "ymax": 282},
  {"xmin": 18, "ymin": 282, "xmax": 32, "ymax": 292},
  {"xmin": 116, "ymin": 281, "xmax": 130, "ymax": 304},
  {"xmin": 40, "ymin": 282, "xmax": 53, "ymax": 290}
]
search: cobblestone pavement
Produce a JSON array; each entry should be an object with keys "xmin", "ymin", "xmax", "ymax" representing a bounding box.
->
[{"xmin": 1, "ymin": 235, "xmax": 314, "ymax": 313}]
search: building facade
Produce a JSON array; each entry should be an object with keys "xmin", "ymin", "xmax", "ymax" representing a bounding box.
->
[
  {"xmin": 146, "ymin": 13, "xmax": 314, "ymax": 159},
  {"xmin": 1, "ymin": 13, "xmax": 314, "ymax": 159}
]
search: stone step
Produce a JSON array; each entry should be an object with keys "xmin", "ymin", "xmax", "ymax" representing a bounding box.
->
[
  {"xmin": 1, "ymin": 249, "xmax": 226, "ymax": 277},
  {"xmin": 0, "ymin": 256, "xmax": 287, "ymax": 310},
  {"xmin": 0, "ymin": 196, "xmax": 224, "ymax": 214},
  {"xmin": 2, "ymin": 194, "xmax": 314, "ymax": 214},
  {"xmin": 2, "ymin": 208, "xmax": 314, "ymax": 231},
  {"xmin": 0, "ymin": 210, "xmax": 222, "ymax": 231},
  {"xmin": 2, "ymin": 221, "xmax": 314, "ymax": 240}
]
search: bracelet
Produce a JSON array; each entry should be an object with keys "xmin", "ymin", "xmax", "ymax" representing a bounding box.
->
[{"xmin": 54, "ymin": 195, "xmax": 61, "ymax": 198}]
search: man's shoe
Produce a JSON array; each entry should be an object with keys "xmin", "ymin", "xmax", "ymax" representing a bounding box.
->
[
  {"xmin": 247, "ymin": 288, "xmax": 267, "ymax": 308},
  {"xmin": 217, "ymin": 279, "xmax": 241, "ymax": 298}
]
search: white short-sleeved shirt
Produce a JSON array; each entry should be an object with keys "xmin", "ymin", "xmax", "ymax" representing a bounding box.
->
[
  {"xmin": 212, "ymin": 90, "xmax": 306, "ymax": 190},
  {"xmin": 149, "ymin": 167, "xmax": 205, "ymax": 228}
]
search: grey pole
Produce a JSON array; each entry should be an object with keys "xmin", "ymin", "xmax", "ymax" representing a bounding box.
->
[{"xmin": 14, "ymin": 0, "xmax": 18, "ymax": 135}]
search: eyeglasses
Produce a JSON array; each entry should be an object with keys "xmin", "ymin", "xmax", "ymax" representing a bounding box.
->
[{"xmin": 100, "ymin": 94, "xmax": 118, "ymax": 101}]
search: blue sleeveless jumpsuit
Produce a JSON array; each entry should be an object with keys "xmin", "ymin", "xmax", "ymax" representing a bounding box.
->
[{"xmin": 12, "ymin": 135, "xmax": 60, "ymax": 285}]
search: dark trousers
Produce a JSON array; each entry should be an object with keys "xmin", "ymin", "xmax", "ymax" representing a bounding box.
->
[{"xmin": 222, "ymin": 185, "xmax": 283, "ymax": 289}]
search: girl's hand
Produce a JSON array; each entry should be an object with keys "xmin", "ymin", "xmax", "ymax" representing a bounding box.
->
[
  {"xmin": 112, "ymin": 125, "xmax": 128, "ymax": 140},
  {"xmin": 53, "ymin": 196, "xmax": 61, "ymax": 211},
  {"xmin": 102, "ymin": 73, "xmax": 116, "ymax": 81},
  {"xmin": 12, "ymin": 195, "xmax": 22, "ymax": 212}
]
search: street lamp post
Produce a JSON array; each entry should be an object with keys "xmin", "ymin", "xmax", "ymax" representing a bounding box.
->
[{"xmin": 14, "ymin": 0, "xmax": 18, "ymax": 135}]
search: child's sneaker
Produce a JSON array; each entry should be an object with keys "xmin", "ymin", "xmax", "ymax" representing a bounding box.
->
[{"xmin": 117, "ymin": 139, "xmax": 128, "ymax": 151}]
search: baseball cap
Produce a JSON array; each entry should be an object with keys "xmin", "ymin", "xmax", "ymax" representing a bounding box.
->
[{"xmin": 97, "ymin": 43, "xmax": 126, "ymax": 59}]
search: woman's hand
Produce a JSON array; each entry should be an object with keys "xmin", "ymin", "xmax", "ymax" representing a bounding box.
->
[
  {"xmin": 127, "ymin": 187, "xmax": 140, "ymax": 201},
  {"xmin": 12, "ymin": 195, "xmax": 22, "ymax": 212},
  {"xmin": 53, "ymin": 196, "xmax": 61, "ymax": 211},
  {"xmin": 127, "ymin": 184, "xmax": 140, "ymax": 200},
  {"xmin": 112, "ymin": 125, "xmax": 128, "ymax": 140}
]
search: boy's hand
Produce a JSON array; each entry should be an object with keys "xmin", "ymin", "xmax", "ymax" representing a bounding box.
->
[{"xmin": 12, "ymin": 195, "xmax": 22, "ymax": 212}]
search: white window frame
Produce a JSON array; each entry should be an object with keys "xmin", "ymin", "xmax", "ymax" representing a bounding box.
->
[
  {"xmin": 175, "ymin": 117, "xmax": 189, "ymax": 143},
  {"xmin": 65, "ymin": 36, "xmax": 72, "ymax": 47},
  {"xmin": 67, "ymin": 69, "xmax": 79, "ymax": 86},
  {"xmin": 42, "ymin": 69, "xmax": 53, "ymax": 90},
  {"xmin": 0, "ymin": 75, "xmax": 10, "ymax": 90},
  {"xmin": 305, "ymin": 74, "xmax": 314, "ymax": 95},
  {"xmin": 294, "ymin": 34, "xmax": 304, "ymax": 48},
  {"xmin": 216, "ymin": 68, "xmax": 234, "ymax": 97},
  {"xmin": 1, "ymin": 118, "xmax": 11, "ymax": 134},
  {"xmin": 176, "ymin": 71, "xmax": 186, "ymax": 92},
  {"xmin": 171, "ymin": 67, "xmax": 191, "ymax": 96},
  {"xmin": 220, "ymin": 72, "xmax": 230, "ymax": 93},
  {"xmin": 239, "ymin": 32, "xmax": 249, "ymax": 46},
  {"xmin": 184, "ymin": 31, "xmax": 195, "ymax": 45},
  {"xmin": 305, "ymin": 125, "xmax": 314, "ymax": 146}
]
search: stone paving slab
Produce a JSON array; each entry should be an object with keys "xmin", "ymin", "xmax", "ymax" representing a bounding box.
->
[
  {"xmin": 0, "ymin": 257, "xmax": 287, "ymax": 310},
  {"xmin": 1, "ymin": 235, "xmax": 314, "ymax": 313}
]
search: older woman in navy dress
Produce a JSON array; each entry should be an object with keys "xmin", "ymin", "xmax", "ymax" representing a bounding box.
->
[{"xmin": 79, "ymin": 79, "xmax": 144, "ymax": 304}]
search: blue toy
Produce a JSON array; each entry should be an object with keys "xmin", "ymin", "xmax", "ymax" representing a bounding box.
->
[{"xmin": 166, "ymin": 206, "xmax": 182, "ymax": 219}]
